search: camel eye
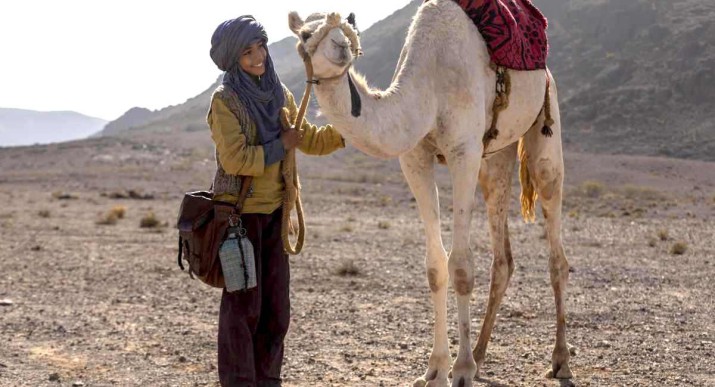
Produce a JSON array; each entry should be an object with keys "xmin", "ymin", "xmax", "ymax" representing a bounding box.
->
[{"xmin": 301, "ymin": 31, "xmax": 313, "ymax": 41}]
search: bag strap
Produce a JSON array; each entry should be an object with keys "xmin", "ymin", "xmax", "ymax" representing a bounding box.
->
[
  {"xmin": 234, "ymin": 176, "xmax": 253, "ymax": 215},
  {"xmin": 177, "ymin": 236, "xmax": 184, "ymax": 270}
]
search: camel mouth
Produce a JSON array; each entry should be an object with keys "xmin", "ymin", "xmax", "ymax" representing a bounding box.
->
[{"xmin": 326, "ymin": 56, "xmax": 351, "ymax": 67}]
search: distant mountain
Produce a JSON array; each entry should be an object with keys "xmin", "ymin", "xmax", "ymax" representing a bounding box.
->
[
  {"xmin": 100, "ymin": 107, "xmax": 154, "ymax": 137},
  {"xmin": 96, "ymin": 36, "xmax": 304, "ymax": 137},
  {"xmin": 0, "ymin": 108, "xmax": 107, "ymax": 147},
  {"xmin": 100, "ymin": 0, "xmax": 715, "ymax": 161}
]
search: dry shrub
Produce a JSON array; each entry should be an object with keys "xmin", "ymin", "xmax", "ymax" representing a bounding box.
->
[
  {"xmin": 52, "ymin": 191, "xmax": 77, "ymax": 200},
  {"xmin": 357, "ymin": 173, "xmax": 383, "ymax": 184},
  {"xmin": 38, "ymin": 210, "xmax": 51, "ymax": 218},
  {"xmin": 657, "ymin": 229, "xmax": 669, "ymax": 241},
  {"xmin": 96, "ymin": 212, "xmax": 119, "ymax": 226},
  {"xmin": 621, "ymin": 185, "xmax": 664, "ymax": 201},
  {"xmin": 379, "ymin": 195, "xmax": 392, "ymax": 206},
  {"xmin": 107, "ymin": 191, "xmax": 128, "ymax": 199},
  {"xmin": 581, "ymin": 180, "xmax": 605, "ymax": 198},
  {"xmin": 336, "ymin": 260, "xmax": 361, "ymax": 277},
  {"xmin": 140, "ymin": 212, "xmax": 161, "ymax": 228},
  {"xmin": 670, "ymin": 242, "xmax": 688, "ymax": 255},
  {"xmin": 378, "ymin": 220, "xmax": 391, "ymax": 230},
  {"xmin": 647, "ymin": 238, "xmax": 657, "ymax": 247},
  {"xmin": 340, "ymin": 224, "xmax": 354, "ymax": 233},
  {"xmin": 110, "ymin": 206, "xmax": 126, "ymax": 219}
]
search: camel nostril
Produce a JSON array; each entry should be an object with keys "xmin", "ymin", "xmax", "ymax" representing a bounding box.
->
[{"xmin": 331, "ymin": 39, "xmax": 348, "ymax": 49}]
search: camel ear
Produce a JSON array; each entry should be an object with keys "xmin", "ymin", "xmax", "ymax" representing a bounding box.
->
[
  {"xmin": 288, "ymin": 11, "xmax": 304, "ymax": 35},
  {"xmin": 347, "ymin": 12, "xmax": 359, "ymax": 35},
  {"xmin": 327, "ymin": 12, "xmax": 341, "ymax": 26}
]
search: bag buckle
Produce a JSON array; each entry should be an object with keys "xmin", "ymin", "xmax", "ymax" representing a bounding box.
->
[{"xmin": 228, "ymin": 214, "xmax": 247, "ymax": 237}]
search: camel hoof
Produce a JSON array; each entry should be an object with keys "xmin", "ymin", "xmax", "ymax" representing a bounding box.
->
[
  {"xmin": 452, "ymin": 376, "xmax": 471, "ymax": 387},
  {"xmin": 545, "ymin": 363, "xmax": 573, "ymax": 379},
  {"xmin": 555, "ymin": 363, "xmax": 573, "ymax": 379},
  {"xmin": 413, "ymin": 378, "xmax": 449, "ymax": 387},
  {"xmin": 414, "ymin": 370, "xmax": 449, "ymax": 387}
]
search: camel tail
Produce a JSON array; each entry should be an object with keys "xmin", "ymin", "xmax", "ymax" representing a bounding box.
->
[{"xmin": 518, "ymin": 138, "xmax": 537, "ymax": 223}]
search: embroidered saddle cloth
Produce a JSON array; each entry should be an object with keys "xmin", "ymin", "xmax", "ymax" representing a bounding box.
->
[{"xmin": 447, "ymin": 0, "xmax": 549, "ymax": 70}]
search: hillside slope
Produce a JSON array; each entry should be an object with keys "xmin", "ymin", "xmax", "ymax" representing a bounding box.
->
[{"xmin": 101, "ymin": 0, "xmax": 715, "ymax": 160}]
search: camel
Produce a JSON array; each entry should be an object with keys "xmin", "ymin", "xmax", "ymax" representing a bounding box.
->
[{"xmin": 288, "ymin": 1, "xmax": 571, "ymax": 385}]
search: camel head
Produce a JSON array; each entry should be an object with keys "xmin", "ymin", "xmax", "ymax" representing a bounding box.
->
[{"xmin": 288, "ymin": 11, "xmax": 362, "ymax": 79}]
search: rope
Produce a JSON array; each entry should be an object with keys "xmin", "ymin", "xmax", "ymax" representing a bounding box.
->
[
  {"xmin": 541, "ymin": 71, "xmax": 554, "ymax": 137},
  {"xmin": 483, "ymin": 64, "xmax": 511, "ymax": 148},
  {"xmin": 279, "ymin": 57, "xmax": 314, "ymax": 255}
]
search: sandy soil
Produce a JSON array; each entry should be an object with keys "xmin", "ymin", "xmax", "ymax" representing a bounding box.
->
[{"xmin": 0, "ymin": 135, "xmax": 713, "ymax": 386}]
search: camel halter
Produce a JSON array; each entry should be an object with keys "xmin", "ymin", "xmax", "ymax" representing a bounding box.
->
[
  {"xmin": 306, "ymin": 64, "xmax": 362, "ymax": 118},
  {"xmin": 279, "ymin": 56, "xmax": 317, "ymax": 255}
]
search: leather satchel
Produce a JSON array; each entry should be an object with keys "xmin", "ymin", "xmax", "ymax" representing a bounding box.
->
[{"xmin": 176, "ymin": 177, "xmax": 253, "ymax": 288}]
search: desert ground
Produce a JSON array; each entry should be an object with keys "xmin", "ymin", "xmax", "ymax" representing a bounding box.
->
[{"xmin": 0, "ymin": 132, "xmax": 713, "ymax": 386}]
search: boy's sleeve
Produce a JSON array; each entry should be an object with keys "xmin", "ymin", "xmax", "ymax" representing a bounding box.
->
[
  {"xmin": 284, "ymin": 87, "xmax": 345, "ymax": 156},
  {"xmin": 208, "ymin": 95, "xmax": 265, "ymax": 176}
]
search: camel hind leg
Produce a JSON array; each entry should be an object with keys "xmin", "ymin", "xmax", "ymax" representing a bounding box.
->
[
  {"xmin": 400, "ymin": 143, "xmax": 451, "ymax": 387},
  {"xmin": 520, "ymin": 79, "xmax": 572, "ymax": 379},
  {"xmin": 472, "ymin": 142, "xmax": 518, "ymax": 375}
]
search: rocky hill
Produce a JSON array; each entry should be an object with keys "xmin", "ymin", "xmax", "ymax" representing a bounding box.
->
[
  {"xmin": 0, "ymin": 108, "xmax": 107, "ymax": 147},
  {"xmin": 539, "ymin": 0, "xmax": 715, "ymax": 160},
  {"xmin": 101, "ymin": 0, "xmax": 715, "ymax": 161}
]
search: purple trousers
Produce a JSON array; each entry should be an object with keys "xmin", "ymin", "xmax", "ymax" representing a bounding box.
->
[{"xmin": 218, "ymin": 209, "xmax": 289, "ymax": 387}]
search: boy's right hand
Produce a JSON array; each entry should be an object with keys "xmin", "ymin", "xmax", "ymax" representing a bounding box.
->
[{"xmin": 281, "ymin": 127, "xmax": 302, "ymax": 150}]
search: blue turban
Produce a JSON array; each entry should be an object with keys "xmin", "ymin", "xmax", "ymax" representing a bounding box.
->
[{"xmin": 210, "ymin": 15, "xmax": 286, "ymax": 166}]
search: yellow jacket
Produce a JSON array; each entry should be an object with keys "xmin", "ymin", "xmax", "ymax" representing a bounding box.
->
[{"xmin": 208, "ymin": 85, "xmax": 344, "ymax": 214}]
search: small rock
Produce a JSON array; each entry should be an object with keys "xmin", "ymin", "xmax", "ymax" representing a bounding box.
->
[
  {"xmin": 72, "ymin": 381, "xmax": 84, "ymax": 387},
  {"xmin": 0, "ymin": 299, "xmax": 13, "ymax": 306},
  {"xmin": 178, "ymin": 355, "xmax": 188, "ymax": 363},
  {"xmin": 568, "ymin": 344, "xmax": 577, "ymax": 357},
  {"xmin": 48, "ymin": 373, "xmax": 61, "ymax": 382}
]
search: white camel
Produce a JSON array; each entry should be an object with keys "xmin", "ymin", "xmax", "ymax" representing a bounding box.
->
[{"xmin": 288, "ymin": 1, "xmax": 571, "ymax": 385}]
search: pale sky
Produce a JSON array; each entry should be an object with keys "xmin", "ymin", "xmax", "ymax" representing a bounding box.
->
[{"xmin": 0, "ymin": 1, "xmax": 413, "ymax": 121}]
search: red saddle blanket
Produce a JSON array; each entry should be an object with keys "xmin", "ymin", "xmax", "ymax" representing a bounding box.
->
[{"xmin": 439, "ymin": 0, "xmax": 549, "ymax": 70}]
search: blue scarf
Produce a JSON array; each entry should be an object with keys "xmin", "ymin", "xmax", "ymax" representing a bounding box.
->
[{"xmin": 210, "ymin": 15, "xmax": 286, "ymax": 165}]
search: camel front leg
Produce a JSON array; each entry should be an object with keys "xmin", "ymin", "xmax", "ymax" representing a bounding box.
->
[
  {"xmin": 400, "ymin": 145, "xmax": 450, "ymax": 387},
  {"xmin": 472, "ymin": 143, "xmax": 517, "ymax": 375},
  {"xmin": 446, "ymin": 144, "xmax": 482, "ymax": 387}
]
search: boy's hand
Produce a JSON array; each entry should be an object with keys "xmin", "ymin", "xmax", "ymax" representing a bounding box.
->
[{"xmin": 281, "ymin": 126, "xmax": 303, "ymax": 150}]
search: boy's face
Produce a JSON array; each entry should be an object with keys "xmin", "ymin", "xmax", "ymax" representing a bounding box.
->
[{"xmin": 239, "ymin": 41, "xmax": 267, "ymax": 77}]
